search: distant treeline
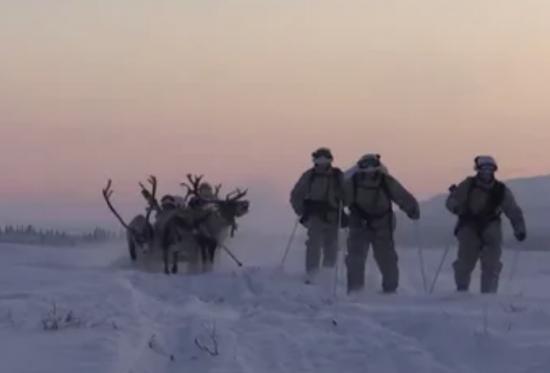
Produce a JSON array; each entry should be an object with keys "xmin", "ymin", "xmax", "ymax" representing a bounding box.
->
[{"xmin": 0, "ymin": 225, "xmax": 122, "ymax": 247}]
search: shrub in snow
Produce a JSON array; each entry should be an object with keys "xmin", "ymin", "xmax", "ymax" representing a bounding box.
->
[{"xmin": 41, "ymin": 302, "xmax": 82, "ymax": 331}]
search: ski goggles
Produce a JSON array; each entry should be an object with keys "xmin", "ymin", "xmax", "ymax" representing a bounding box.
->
[
  {"xmin": 161, "ymin": 195, "xmax": 174, "ymax": 202},
  {"xmin": 474, "ymin": 156, "xmax": 498, "ymax": 171},
  {"xmin": 161, "ymin": 196, "xmax": 176, "ymax": 207},
  {"xmin": 357, "ymin": 157, "xmax": 381, "ymax": 169},
  {"xmin": 313, "ymin": 156, "xmax": 332, "ymax": 166},
  {"xmin": 477, "ymin": 165, "xmax": 497, "ymax": 173}
]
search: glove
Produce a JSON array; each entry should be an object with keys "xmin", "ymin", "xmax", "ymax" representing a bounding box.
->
[
  {"xmin": 448, "ymin": 184, "xmax": 457, "ymax": 193},
  {"xmin": 407, "ymin": 209, "xmax": 420, "ymax": 221},
  {"xmin": 515, "ymin": 232, "xmax": 526, "ymax": 242}
]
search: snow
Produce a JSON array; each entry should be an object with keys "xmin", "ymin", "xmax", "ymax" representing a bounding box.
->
[{"xmin": 1, "ymin": 236, "xmax": 550, "ymax": 373}]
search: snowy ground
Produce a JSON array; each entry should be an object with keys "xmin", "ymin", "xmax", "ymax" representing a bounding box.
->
[{"xmin": 1, "ymin": 233, "xmax": 550, "ymax": 373}]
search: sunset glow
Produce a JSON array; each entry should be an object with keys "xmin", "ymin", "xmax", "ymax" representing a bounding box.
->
[{"xmin": 2, "ymin": 0, "xmax": 550, "ymax": 227}]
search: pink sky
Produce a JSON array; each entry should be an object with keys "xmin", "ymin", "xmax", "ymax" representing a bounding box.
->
[{"xmin": 1, "ymin": 1, "xmax": 550, "ymax": 227}]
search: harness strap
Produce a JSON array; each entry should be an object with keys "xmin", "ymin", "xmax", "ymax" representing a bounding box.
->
[{"xmin": 455, "ymin": 178, "xmax": 506, "ymax": 235}]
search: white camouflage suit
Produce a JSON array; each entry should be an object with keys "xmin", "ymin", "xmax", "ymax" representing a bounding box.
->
[{"xmin": 447, "ymin": 176, "xmax": 526, "ymax": 293}]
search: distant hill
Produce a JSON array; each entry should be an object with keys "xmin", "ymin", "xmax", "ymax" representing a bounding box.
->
[{"xmin": 396, "ymin": 174, "xmax": 550, "ymax": 250}]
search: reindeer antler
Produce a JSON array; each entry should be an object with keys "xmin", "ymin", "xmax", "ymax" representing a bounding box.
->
[
  {"xmin": 102, "ymin": 179, "xmax": 137, "ymax": 234},
  {"xmin": 214, "ymin": 184, "xmax": 222, "ymax": 198},
  {"xmin": 180, "ymin": 174, "xmax": 204, "ymax": 201},
  {"xmin": 225, "ymin": 188, "xmax": 248, "ymax": 201},
  {"xmin": 139, "ymin": 175, "xmax": 161, "ymax": 220}
]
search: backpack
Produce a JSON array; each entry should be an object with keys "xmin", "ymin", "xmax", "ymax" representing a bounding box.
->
[
  {"xmin": 307, "ymin": 167, "xmax": 344, "ymax": 195},
  {"xmin": 349, "ymin": 172, "xmax": 393, "ymax": 225},
  {"xmin": 455, "ymin": 177, "xmax": 506, "ymax": 234},
  {"xmin": 302, "ymin": 167, "xmax": 348, "ymax": 227}
]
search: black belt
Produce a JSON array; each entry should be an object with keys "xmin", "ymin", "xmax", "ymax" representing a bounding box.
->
[
  {"xmin": 350, "ymin": 204, "xmax": 391, "ymax": 227},
  {"xmin": 455, "ymin": 213, "xmax": 501, "ymax": 235}
]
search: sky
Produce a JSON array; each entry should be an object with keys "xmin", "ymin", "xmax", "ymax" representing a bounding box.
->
[{"xmin": 1, "ymin": 0, "xmax": 550, "ymax": 229}]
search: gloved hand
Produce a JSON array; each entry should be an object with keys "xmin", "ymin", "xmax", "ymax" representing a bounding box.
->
[
  {"xmin": 448, "ymin": 184, "xmax": 457, "ymax": 193},
  {"xmin": 407, "ymin": 209, "xmax": 420, "ymax": 221},
  {"xmin": 515, "ymin": 231, "xmax": 526, "ymax": 242}
]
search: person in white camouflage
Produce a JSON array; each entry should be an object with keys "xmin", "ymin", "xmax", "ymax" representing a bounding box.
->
[
  {"xmin": 446, "ymin": 156, "xmax": 526, "ymax": 293},
  {"xmin": 290, "ymin": 147, "xmax": 345, "ymax": 283},
  {"xmin": 344, "ymin": 154, "xmax": 419, "ymax": 294}
]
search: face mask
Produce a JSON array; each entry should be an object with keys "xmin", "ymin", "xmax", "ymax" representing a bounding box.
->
[
  {"xmin": 313, "ymin": 156, "xmax": 332, "ymax": 166},
  {"xmin": 200, "ymin": 191, "xmax": 213, "ymax": 199},
  {"xmin": 477, "ymin": 167, "xmax": 495, "ymax": 183},
  {"xmin": 162, "ymin": 202, "xmax": 176, "ymax": 210}
]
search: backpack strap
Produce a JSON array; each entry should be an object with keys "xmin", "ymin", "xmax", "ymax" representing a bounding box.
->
[
  {"xmin": 379, "ymin": 174, "xmax": 392, "ymax": 212},
  {"xmin": 350, "ymin": 172, "xmax": 392, "ymax": 226},
  {"xmin": 303, "ymin": 167, "xmax": 341, "ymax": 223},
  {"xmin": 352, "ymin": 172, "xmax": 391, "ymax": 205},
  {"xmin": 457, "ymin": 178, "xmax": 506, "ymax": 235},
  {"xmin": 484, "ymin": 181, "xmax": 506, "ymax": 216},
  {"xmin": 464, "ymin": 178, "xmax": 505, "ymax": 217},
  {"xmin": 307, "ymin": 167, "xmax": 342, "ymax": 199}
]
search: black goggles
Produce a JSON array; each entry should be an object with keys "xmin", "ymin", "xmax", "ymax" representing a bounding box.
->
[{"xmin": 358, "ymin": 158, "xmax": 380, "ymax": 169}]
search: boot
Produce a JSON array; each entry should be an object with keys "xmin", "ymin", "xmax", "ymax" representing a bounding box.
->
[
  {"xmin": 456, "ymin": 285, "xmax": 469, "ymax": 292},
  {"xmin": 382, "ymin": 285, "xmax": 397, "ymax": 294},
  {"xmin": 304, "ymin": 270, "xmax": 319, "ymax": 285},
  {"xmin": 481, "ymin": 273, "xmax": 499, "ymax": 294},
  {"xmin": 347, "ymin": 268, "xmax": 365, "ymax": 294}
]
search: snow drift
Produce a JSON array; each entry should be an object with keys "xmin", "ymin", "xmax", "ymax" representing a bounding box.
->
[{"xmin": 1, "ymin": 235, "xmax": 550, "ymax": 373}]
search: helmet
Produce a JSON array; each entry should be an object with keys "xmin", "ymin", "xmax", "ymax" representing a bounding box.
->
[
  {"xmin": 311, "ymin": 147, "xmax": 333, "ymax": 166},
  {"xmin": 474, "ymin": 156, "xmax": 498, "ymax": 172},
  {"xmin": 161, "ymin": 195, "xmax": 176, "ymax": 209},
  {"xmin": 199, "ymin": 182, "xmax": 212, "ymax": 191},
  {"xmin": 357, "ymin": 154, "xmax": 381, "ymax": 169},
  {"xmin": 312, "ymin": 147, "xmax": 333, "ymax": 159},
  {"xmin": 198, "ymin": 182, "xmax": 214, "ymax": 198}
]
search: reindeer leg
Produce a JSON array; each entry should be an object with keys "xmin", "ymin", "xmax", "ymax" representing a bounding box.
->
[
  {"xmin": 163, "ymin": 248, "xmax": 170, "ymax": 275},
  {"xmin": 171, "ymin": 251, "xmax": 179, "ymax": 274},
  {"xmin": 128, "ymin": 239, "xmax": 137, "ymax": 261},
  {"xmin": 200, "ymin": 240, "xmax": 216, "ymax": 273},
  {"xmin": 201, "ymin": 245, "xmax": 208, "ymax": 263},
  {"xmin": 200, "ymin": 245, "xmax": 209, "ymax": 273},
  {"xmin": 208, "ymin": 242, "xmax": 216, "ymax": 264}
]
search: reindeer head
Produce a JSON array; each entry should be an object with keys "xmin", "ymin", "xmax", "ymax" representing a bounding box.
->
[
  {"xmin": 218, "ymin": 188, "xmax": 250, "ymax": 221},
  {"xmin": 129, "ymin": 215, "xmax": 155, "ymax": 248}
]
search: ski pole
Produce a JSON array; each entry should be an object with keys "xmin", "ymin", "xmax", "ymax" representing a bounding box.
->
[
  {"xmin": 331, "ymin": 201, "xmax": 345, "ymax": 327},
  {"xmin": 413, "ymin": 221, "xmax": 428, "ymax": 293},
  {"xmin": 429, "ymin": 240, "xmax": 453, "ymax": 294},
  {"xmin": 332, "ymin": 202, "xmax": 344, "ymax": 299},
  {"xmin": 280, "ymin": 218, "xmax": 301, "ymax": 269},
  {"xmin": 507, "ymin": 245, "xmax": 521, "ymax": 292},
  {"xmin": 220, "ymin": 244, "xmax": 243, "ymax": 267}
]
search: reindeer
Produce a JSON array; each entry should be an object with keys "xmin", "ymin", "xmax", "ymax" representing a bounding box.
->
[
  {"xmin": 154, "ymin": 205, "xmax": 200, "ymax": 274},
  {"xmin": 139, "ymin": 187, "xmax": 198, "ymax": 274},
  {"xmin": 180, "ymin": 174, "xmax": 250, "ymax": 271},
  {"xmin": 206, "ymin": 188, "xmax": 250, "ymax": 241},
  {"xmin": 102, "ymin": 177, "xmax": 158, "ymax": 261},
  {"xmin": 102, "ymin": 174, "xmax": 249, "ymax": 275}
]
